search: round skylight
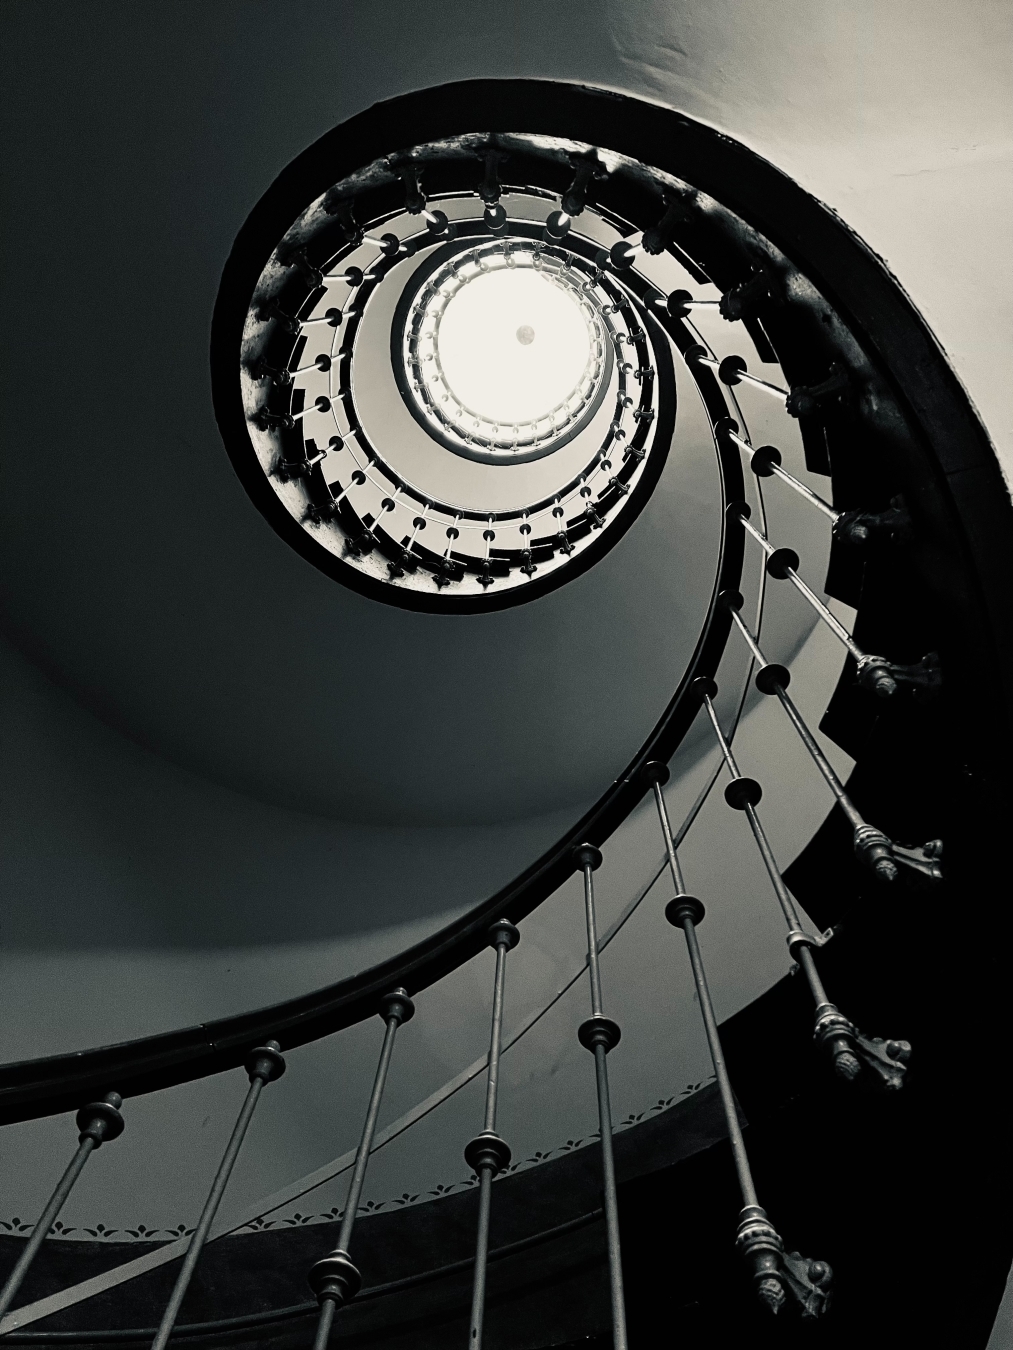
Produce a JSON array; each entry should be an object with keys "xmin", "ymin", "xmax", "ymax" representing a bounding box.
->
[
  {"xmin": 232, "ymin": 156, "xmax": 675, "ymax": 610},
  {"xmin": 397, "ymin": 243, "xmax": 612, "ymax": 464},
  {"xmin": 436, "ymin": 268, "xmax": 593, "ymax": 424}
]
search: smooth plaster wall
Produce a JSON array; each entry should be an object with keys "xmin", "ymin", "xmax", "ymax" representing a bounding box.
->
[
  {"xmin": 4, "ymin": 0, "xmax": 1004, "ymax": 467},
  {"xmin": 0, "ymin": 609, "xmax": 847, "ymax": 1237},
  {"xmin": 1, "ymin": 0, "xmax": 1010, "ymax": 831},
  {"xmin": 0, "ymin": 631, "xmax": 587, "ymax": 1048}
]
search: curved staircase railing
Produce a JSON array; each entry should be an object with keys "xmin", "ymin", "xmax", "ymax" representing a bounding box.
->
[{"xmin": 2, "ymin": 80, "xmax": 1010, "ymax": 1349}]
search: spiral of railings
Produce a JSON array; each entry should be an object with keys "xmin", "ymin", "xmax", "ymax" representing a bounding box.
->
[{"xmin": 1, "ymin": 80, "xmax": 1008, "ymax": 1346}]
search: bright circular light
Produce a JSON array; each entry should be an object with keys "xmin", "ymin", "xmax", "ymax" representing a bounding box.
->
[
  {"xmin": 435, "ymin": 268, "xmax": 593, "ymax": 425},
  {"xmin": 397, "ymin": 242, "xmax": 613, "ymax": 463}
]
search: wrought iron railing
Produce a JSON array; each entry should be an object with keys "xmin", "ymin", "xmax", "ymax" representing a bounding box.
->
[{"xmin": 2, "ymin": 78, "xmax": 1002, "ymax": 1348}]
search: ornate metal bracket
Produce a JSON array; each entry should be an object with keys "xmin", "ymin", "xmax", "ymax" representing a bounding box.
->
[
  {"xmin": 719, "ymin": 268, "xmax": 774, "ymax": 322},
  {"xmin": 856, "ymin": 651, "xmax": 942, "ymax": 700},
  {"xmin": 274, "ymin": 448, "xmax": 326, "ymax": 482},
  {"xmin": 785, "ymin": 363, "xmax": 850, "ymax": 418},
  {"xmin": 256, "ymin": 299, "xmax": 302, "ymax": 334},
  {"xmin": 322, "ymin": 195, "xmax": 363, "ymax": 246},
  {"xmin": 735, "ymin": 1207, "xmax": 832, "ymax": 1317},
  {"xmin": 812, "ymin": 1001, "xmax": 912, "ymax": 1090},
  {"xmin": 855, "ymin": 825, "xmax": 944, "ymax": 886},
  {"xmin": 254, "ymin": 407, "xmax": 294, "ymax": 432},
  {"xmin": 834, "ymin": 495, "xmax": 912, "ymax": 547},
  {"xmin": 561, "ymin": 154, "xmax": 607, "ymax": 217},
  {"xmin": 386, "ymin": 548, "xmax": 418, "ymax": 580},
  {"xmin": 892, "ymin": 838, "xmax": 944, "ymax": 883},
  {"xmin": 283, "ymin": 246, "xmax": 323, "ymax": 290},
  {"xmin": 781, "ymin": 1250, "xmax": 834, "ymax": 1318},
  {"xmin": 477, "ymin": 147, "xmax": 508, "ymax": 204},
  {"xmin": 436, "ymin": 560, "xmax": 465, "ymax": 587},
  {"xmin": 852, "ymin": 1033, "xmax": 911, "ymax": 1091},
  {"xmin": 388, "ymin": 157, "xmax": 426, "ymax": 215},
  {"xmin": 642, "ymin": 190, "xmax": 694, "ymax": 255},
  {"xmin": 894, "ymin": 652, "xmax": 943, "ymax": 700},
  {"xmin": 250, "ymin": 358, "xmax": 292, "ymax": 388},
  {"xmin": 344, "ymin": 527, "xmax": 376, "ymax": 557}
]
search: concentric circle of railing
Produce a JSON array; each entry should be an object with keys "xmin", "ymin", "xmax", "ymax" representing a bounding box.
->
[
  {"xmin": 2, "ymin": 79, "xmax": 1009, "ymax": 1348},
  {"xmin": 394, "ymin": 238, "xmax": 615, "ymax": 461},
  {"xmin": 239, "ymin": 171, "xmax": 677, "ymax": 606}
]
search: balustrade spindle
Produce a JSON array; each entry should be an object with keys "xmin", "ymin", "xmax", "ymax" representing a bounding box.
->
[
  {"xmin": 606, "ymin": 194, "xmax": 687, "ymax": 270},
  {"xmin": 573, "ymin": 845, "xmax": 627, "ymax": 1350},
  {"xmin": 307, "ymin": 990, "xmax": 415, "ymax": 1350},
  {"xmin": 477, "ymin": 149, "xmax": 508, "ymax": 233},
  {"xmin": 728, "ymin": 502, "xmax": 902, "ymax": 698},
  {"xmin": 392, "ymin": 160, "xmax": 426, "ymax": 216},
  {"xmin": 0, "ymin": 1093, "xmax": 124, "ymax": 1321},
  {"xmin": 294, "ymin": 396, "xmax": 332, "ymax": 421},
  {"xmin": 720, "ymin": 589, "xmax": 899, "ymax": 882},
  {"xmin": 693, "ymin": 680, "xmax": 912, "ymax": 1089},
  {"xmin": 561, "ymin": 156, "xmax": 603, "ymax": 218},
  {"xmin": 644, "ymin": 762, "xmax": 833, "ymax": 1317},
  {"xmin": 299, "ymin": 309, "xmax": 344, "ymax": 328},
  {"xmin": 323, "ymin": 266, "xmax": 364, "ymax": 288},
  {"xmin": 719, "ymin": 421, "xmax": 838, "ymax": 522},
  {"xmin": 150, "ymin": 1044, "xmax": 286, "ymax": 1350},
  {"xmin": 729, "ymin": 492, "xmax": 940, "ymax": 698},
  {"xmin": 273, "ymin": 438, "xmax": 331, "ymax": 483},
  {"xmin": 687, "ymin": 347, "xmax": 790, "ymax": 401},
  {"xmin": 465, "ymin": 920, "xmax": 520, "ymax": 1350},
  {"xmin": 721, "ymin": 591, "xmax": 942, "ymax": 881},
  {"xmin": 256, "ymin": 398, "xmax": 331, "ymax": 432},
  {"xmin": 290, "ymin": 354, "xmax": 332, "ymax": 377},
  {"xmin": 656, "ymin": 289, "xmax": 720, "ymax": 319}
]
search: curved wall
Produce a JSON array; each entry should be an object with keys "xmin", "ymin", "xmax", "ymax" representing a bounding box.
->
[{"xmin": 0, "ymin": 0, "xmax": 1008, "ymax": 1280}]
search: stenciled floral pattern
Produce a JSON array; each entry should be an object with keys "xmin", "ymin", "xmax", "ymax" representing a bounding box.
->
[{"xmin": 1, "ymin": 1079, "xmax": 712, "ymax": 1242}]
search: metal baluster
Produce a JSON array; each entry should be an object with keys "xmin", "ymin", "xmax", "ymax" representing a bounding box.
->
[
  {"xmin": 693, "ymin": 678, "xmax": 912, "ymax": 1089},
  {"xmin": 721, "ymin": 590, "xmax": 941, "ymax": 884},
  {"xmin": 465, "ymin": 920, "xmax": 520, "ymax": 1350},
  {"xmin": 292, "ymin": 396, "xmax": 332, "ymax": 422},
  {"xmin": 728, "ymin": 502, "xmax": 902, "ymax": 697},
  {"xmin": 643, "ymin": 762, "xmax": 832, "ymax": 1317},
  {"xmin": 720, "ymin": 421, "xmax": 837, "ymax": 522},
  {"xmin": 273, "ymin": 438, "xmax": 331, "ymax": 483},
  {"xmin": 255, "ymin": 397, "xmax": 331, "ymax": 433},
  {"xmin": 150, "ymin": 1045, "xmax": 285, "ymax": 1350},
  {"xmin": 0, "ymin": 1094, "xmax": 124, "ymax": 1320},
  {"xmin": 720, "ymin": 589, "xmax": 900, "ymax": 881},
  {"xmin": 323, "ymin": 265, "xmax": 364, "ymax": 288},
  {"xmin": 478, "ymin": 148, "xmax": 508, "ymax": 233},
  {"xmin": 605, "ymin": 193, "xmax": 688, "ymax": 270},
  {"xmin": 299, "ymin": 309, "xmax": 344, "ymax": 327},
  {"xmin": 434, "ymin": 521, "xmax": 462, "ymax": 589},
  {"xmin": 573, "ymin": 845, "xmax": 627, "ymax": 1350},
  {"xmin": 656, "ymin": 289, "xmax": 720, "ymax": 319},
  {"xmin": 290, "ymin": 355, "xmax": 333, "ymax": 378},
  {"xmin": 308, "ymin": 990, "xmax": 415, "ymax": 1350},
  {"xmin": 687, "ymin": 347, "xmax": 790, "ymax": 400}
]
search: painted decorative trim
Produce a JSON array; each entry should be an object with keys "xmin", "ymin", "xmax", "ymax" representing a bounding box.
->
[{"xmin": 0, "ymin": 1080, "xmax": 712, "ymax": 1242}]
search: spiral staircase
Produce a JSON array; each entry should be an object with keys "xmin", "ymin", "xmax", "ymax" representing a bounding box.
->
[{"xmin": 1, "ymin": 8, "xmax": 1011, "ymax": 1350}]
